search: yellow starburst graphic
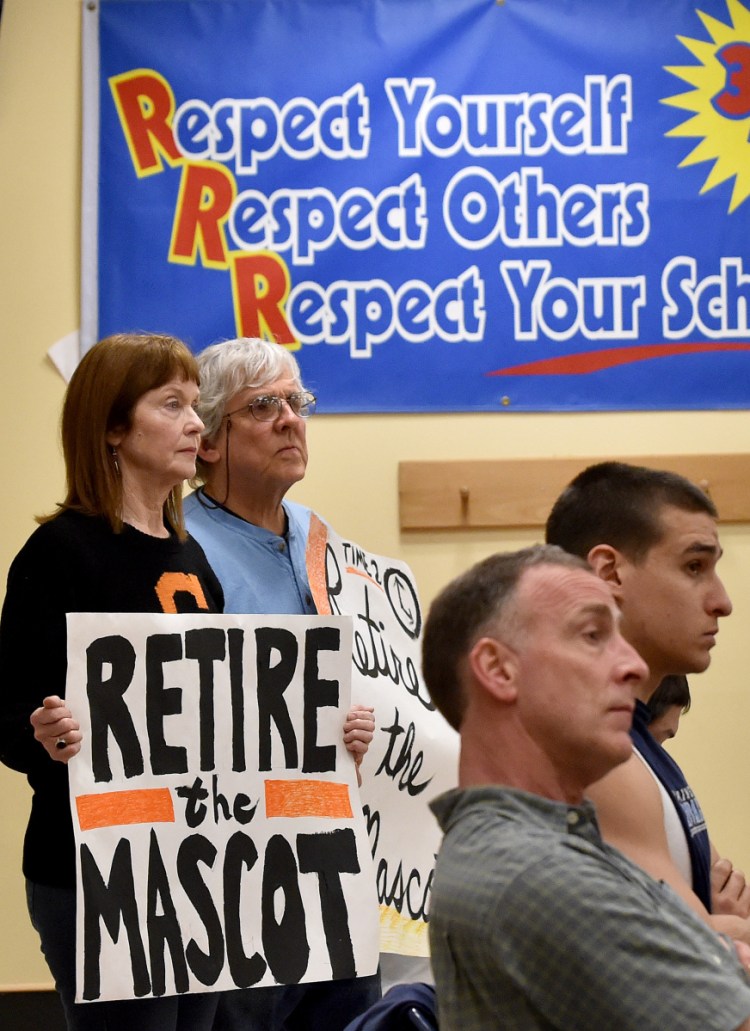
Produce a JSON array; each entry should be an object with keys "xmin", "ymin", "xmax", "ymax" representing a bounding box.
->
[{"xmin": 663, "ymin": 0, "xmax": 750, "ymax": 212}]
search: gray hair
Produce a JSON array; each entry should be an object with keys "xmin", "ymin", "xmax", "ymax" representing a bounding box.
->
[
  {"xmin": 196, "ymin": 338, "xmax": 303, "ymax": 442},
  {"xmin": 422, "ymin": 545, "xmax": 589, "ymax": 731}
]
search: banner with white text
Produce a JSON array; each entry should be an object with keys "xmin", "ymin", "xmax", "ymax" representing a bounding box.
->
[
  {"xmin": 83, "ymin": 0, "xmax": 750, "ymax": 410},
  {"xmin": 66, "ymin": 612, "xmax": 379, "ymax": 1002}
]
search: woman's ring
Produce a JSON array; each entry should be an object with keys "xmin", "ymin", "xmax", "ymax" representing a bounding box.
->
[{"xmin": 55, "ymin": 739, "xmax": 68, "ymax": 750}]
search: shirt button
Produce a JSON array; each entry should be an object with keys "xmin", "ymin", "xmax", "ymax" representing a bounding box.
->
[
  {"xmin": 566, "ymin": 810, "xmax": 580, "ymax": 826},
  {"xmin": 277, "ymin": 541, "xmax": 286, "ymax": 552}
]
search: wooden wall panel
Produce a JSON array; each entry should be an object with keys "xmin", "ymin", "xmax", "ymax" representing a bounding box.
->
[{"xmin": 398, "ymin": 454, "xmax": 750, "ymax": 530}]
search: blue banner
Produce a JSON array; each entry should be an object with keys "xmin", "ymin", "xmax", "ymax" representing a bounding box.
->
[{"xmin": 84, "ymin": 0, "xmax": 750, "ymax": 411}]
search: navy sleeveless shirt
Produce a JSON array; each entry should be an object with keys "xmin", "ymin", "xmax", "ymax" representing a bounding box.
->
[{"xmin": 631, "ymin": 699, "xmax": 711, "ymax": 911}]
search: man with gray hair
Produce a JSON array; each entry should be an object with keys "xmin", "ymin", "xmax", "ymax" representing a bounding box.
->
[
  {"xmin": 185, "ymin": 336, "xmax": 319, "ymax": 615},
  {"xmin": 423, "ymin": 545, "xmax": 750, "ymax": 1030},
  {"xmin": 184, "ymin": 338, "xmax": 380, "ymax": 1030}
]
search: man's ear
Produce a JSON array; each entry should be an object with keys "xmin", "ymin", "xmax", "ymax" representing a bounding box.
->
[
  {"xmin": 467, "ymin": 636, "xmax": 518, "ymax": 704},
  {"xmin": 198, "ymin": 438, "xmax": 222, "ymax": 465},
  {"xmin": 587, "ymin": 543, "xmax": 622, "ymax": 585}
]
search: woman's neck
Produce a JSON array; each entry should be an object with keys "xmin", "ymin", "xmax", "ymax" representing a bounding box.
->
[{"xmin": 121, "ymin": 484, "xmax": 170, "ymax": 538}]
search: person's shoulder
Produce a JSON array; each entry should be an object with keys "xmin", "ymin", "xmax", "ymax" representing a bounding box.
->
[
  {"xmin": 433, "ymin": 795, "xmax": 609, "ymax": 933},
  {"xmin": 13, "ymin": 510, "xmax": 107, "ymax": 561},
  {"xmin": 587, "ymin": 748, "xmax": 667, "ymax": 846},
  {"xmin": 52, "ymin": 508, "xmax": 108, "ymax": 532},
  {"xmin": 284, "ymin": 498, "xmax": 314, "ymax": 524},
  {"xmin": 435, "ymin": 788, "xmax": 575, "ymax": 882},
  {"xmin": 4, "ymin": 512, "xmax": 109, "ymax": 597},
  {"xmin": 183, "ymin": 488, "xmax": 200, "ymax": 512},
  {"xmin": 183, "ymin": 489, "xmax": 208, "ymax": 523},
  {"xmin": 183, "ymin": 490, "xmax": 235, "ymax": 538},
  {"xmin": 285, "ymin": 501, "xmax": 335, "ymax": 543},
  {"xmin": 182, "ymin": 529, "xmax": 218, "ymax": 566},
  {"xmin": 182, "ymin": 494, "xmax": 244, "ymax": 566},
  {"xmin": 588, "ymin": 746, "xmax": 663, "ymax": 815},
  {"xmin": 180, "ymin": 533, "xmax": 225, "ymax": 612}
]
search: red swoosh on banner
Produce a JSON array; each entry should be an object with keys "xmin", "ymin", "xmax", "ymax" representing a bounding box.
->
[{"xmin": 487, "ymin": 342, "xmax": 750, "ymax": 376}]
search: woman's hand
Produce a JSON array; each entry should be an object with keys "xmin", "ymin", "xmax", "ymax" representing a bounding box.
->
[
  {"xmin": 343, "ymin": 705, "xmax": 375, "ymax": 786},
  {"xmin": 30, "ymin": 695, "xmax": 82, "ymax": 764}
]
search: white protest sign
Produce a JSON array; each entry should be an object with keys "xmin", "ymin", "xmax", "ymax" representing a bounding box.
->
[
  {"xmin": 305, "ymin": 518, "xmax": 460, "ymax": 957},
  {"xmin": 66, "ymin": 612, "xmax": 379, "ymax": 1002}
]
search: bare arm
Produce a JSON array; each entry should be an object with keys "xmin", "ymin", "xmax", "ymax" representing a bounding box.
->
[
  {"xmin": 588, "ymin": 751, "xmax": 713, "ymax": 920},
  {"xmin": 589, "ymin": 752, "xmax": 750, "ymax": 949}
]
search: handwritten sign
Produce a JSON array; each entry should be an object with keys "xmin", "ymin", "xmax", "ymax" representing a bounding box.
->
[
  {"xmin": 306, "ymin": 518, "xmax": 459, "ymax": 957},
  {"xmin": 66, "ymin": 612, "xmax": 379, "ymax": 1002}
]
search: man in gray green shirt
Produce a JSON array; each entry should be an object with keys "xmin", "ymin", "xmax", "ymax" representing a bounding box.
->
[{"xmin": 421, "ymin": 545, "xmax": 750, "ymax": 1031}]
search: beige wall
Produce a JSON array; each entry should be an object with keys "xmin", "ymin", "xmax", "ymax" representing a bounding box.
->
[{"xmin": 2, "ymin": 0, "xmax": 750, "ymax": 988}]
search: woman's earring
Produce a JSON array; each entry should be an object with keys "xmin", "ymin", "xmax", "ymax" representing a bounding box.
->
[{"xmin": 110, "ymin": 446, "xmax": 120, "ymax": 474}]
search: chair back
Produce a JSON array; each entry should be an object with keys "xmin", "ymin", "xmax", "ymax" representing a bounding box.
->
[
  {"xmin": 407, "ymin": 1003, "xmax": 438, "ymax": 1030},
  {"xmin": 342, "ymin": 982, "xmax": 438, "ymax": 1030}
]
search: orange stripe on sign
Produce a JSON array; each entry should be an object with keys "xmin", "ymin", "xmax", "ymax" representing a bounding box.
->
[
  {"xmin": 76, "ymin": 788, "xmax": 175, "ymax": 831},
  {"xmin": 345, "ymin": 566, "xmax": 384, "ymax": 591},
  {"xmin": 305, "ymin": 513, "xmax": 331, "ymax": 614},
  {"xmin": 265, "ymin": 779, "xmax": 352, "ymax": 819}
]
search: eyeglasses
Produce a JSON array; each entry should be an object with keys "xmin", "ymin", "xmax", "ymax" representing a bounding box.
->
[{"xmin": 224, "ymin": 391, "xmax": 317, "ymax": 423}]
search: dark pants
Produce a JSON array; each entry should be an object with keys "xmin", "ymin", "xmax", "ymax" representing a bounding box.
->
[
  {"xmin": 212, "ymin": 971, "xmax": 382, "ymax": 1031},
  {"xmin": 26, "ymin": 881, "xmax": 219, "ymax": 1031}
]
